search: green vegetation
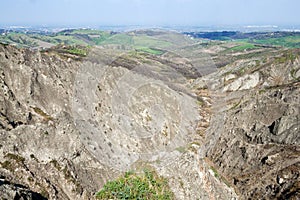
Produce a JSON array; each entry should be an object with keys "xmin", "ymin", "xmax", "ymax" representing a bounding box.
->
[
  {"xmin": 27, "ymin": 177, "xmax": 34, "ymax": 182},
  {"xmin": 0, "ymin": 32, "xmax": 38, "ymax": 47},
  {"xmin": 65, "ymin": 46, "xmax": 88, "ymax": 56},
  {"xmin": 274, "ymin": 52, "xmax": 297, "ymax": 64},
  {"xmin": 96, "ymin": 169, "xmax": 174, "ymax": 200},
  {"xmin": 40, "ymin": 45, "xmax": 90, "ymax": 60},
  {"xmin": 91, "ymin": 32, "xmax": 111, "ymax": 45},
  {"xmin": 0, "ymin": 160, "xmax": 13, "ymax": 171},
  {"xmin": 31, "ymin": 34, "xmax": 60, "ymax": 44},
  {"xmin": 133, "ymin": 35, "xmax": 172, "ymax": 49},
  {"xmin": 226, "ymin": 42, "xmax": 258, "ymax": 52},
  {"xmin": 189, "ymin": 31, "xmax": 300, "ymax": 49},
  {"xmin": 252, "ymin": 36, "xmax": 300, "ymax": 48},
  {"xmin": 32, "ymin": 107, "xmax": 54, "ymax": 121},
  {"xmin": 136, "ymin": 47, "xmax": 164, "ymax": 55},
  {"xmin": 221, "ymin": 177, "xmax": 231, "ymax": 188},
  {"xmin": 5, "ymin": 153, "xmax": 25, "ymax": 163},
  {"xmin": 196, "ymin": 97, "xmax": 205, "ymax": 106},
  {"xmin": 50, "ymin": 35, "xmax": 87, "ymax": 45},
  {"xmin": 210, "ymin": 166, "xmax": 219, "ymax": 178},
  {"xmin": 98, "ymin": 33, "xmax": 133, "ymax": 45},
  {"xmin": 230, "ymin": 99, "xmax": 242, "ymax": 110},
  {"xmin": 258, "ymin": 89, "xmax": 267, "ymax": 94},
  {"xmin": 210, "ymin": 166, "xmax": 231, "ymax": 187},
  {"xmin": 0, "ymin": 153, "xmax": 26, "ymax": 171},
  {"xmin": 63, "ymin": 166, "xmax": 73, "ymax": 180},
  {"xmin": 50, "ymin": 159, "xmax": 61, "ymax": 170}
]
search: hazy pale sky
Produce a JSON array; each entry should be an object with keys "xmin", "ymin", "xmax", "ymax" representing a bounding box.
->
[{"xmin": 1, "ymin": 0, "xmax": 299, "ymax": 26}]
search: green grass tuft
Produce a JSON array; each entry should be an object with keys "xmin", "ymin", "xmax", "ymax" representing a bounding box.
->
[
  {"xmin": 96, "ymin": 169, "xmax": 174, "ymax": 200},
  {"xmin": 32, "ymin": 107, "xmax": 54, "ymax": 121},
  {"xmin": 65, "ymin": 46, "xmax": 88, "ymax": 56}
]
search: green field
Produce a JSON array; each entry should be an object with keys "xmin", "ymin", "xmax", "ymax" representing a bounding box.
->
[
  {"xmin": 226, "ymin": 42, "xmax": 259, "ymax": 52},
  {"xmin": 251, "ymin": 36, "xmax": 300, "ymax": 48},
  {"xmin": 135, "ymin": 47, "xmax": 164, "ymax": 55}
]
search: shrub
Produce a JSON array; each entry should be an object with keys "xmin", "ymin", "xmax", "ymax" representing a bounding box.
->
[{"xmin": 96, "ymin": 169, "xmax": 174, "ymax": 200}]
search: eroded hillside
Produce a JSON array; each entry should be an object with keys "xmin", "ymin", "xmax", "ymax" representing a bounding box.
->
[
  {"xmin": 0, "ymin": 30, "xmax": 299, "ymax": 199},
  {"xmin": 196, "ymin": 49, "xmax": 300, "ymax": 199}
]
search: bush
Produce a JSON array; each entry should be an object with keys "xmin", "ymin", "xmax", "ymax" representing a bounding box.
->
[{"xmin": 96, "ymin": 169, "xmax": 174, "ymax": 200}]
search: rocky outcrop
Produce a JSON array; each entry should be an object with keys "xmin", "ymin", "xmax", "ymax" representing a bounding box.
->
[{"xmin": 0, "ymin": 178, "xmax": 46, "ymax": 200}]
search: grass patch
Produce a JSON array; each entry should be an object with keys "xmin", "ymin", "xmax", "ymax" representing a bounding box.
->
[
  {"xmin": 0, "ymin": 160, "xmax": 13, "ymax": 171},
  {"xmin": 65, "ymin": 46, "xmax": 88, "ymax": 56},
  {"xmin": 136, "ymin": 47, "xmax": 164, "ymax": 55},
  {"xmin": 252, "ymin": 36, "xmax": 300, "ymax": 48},
  {"xmin": 1, "ymin": 153, "xmax": 25, "ymax": 171},
  {"xmin": 274, "ymin": 52, "xmax": 297, "ymax": 64},
  {"xmin": 31, "ymin": 107, "xmax": 54, "ymax": 121},
  {"xmin": 51, "ymin": 35, "xmax": 88, "ymax": 46},
  {"xmin": 210, "ymin": 166, "xmax": 219, "ymax": 178},
  {"xmin": 230, "ymin": 99, "xmax": 242, "ymax": 110},
  {"xmin": 226, "ymin": 42, "xmax": 259, "ymax": 52},
  {"xmin": 221, "ymin": 176, "xmax": 231, "ymax": 187},
  {"xmin": 5, "ymin": 153, "xmax": 25, "ymax": 163},
  {"xmin": 259, "ymin": 89, "xmax": 267, "ymax": 94},
  {"xmin": 98, "ymin": 33, "xmax": 133, "ymax": 46},
  {"xmin": 50, "ymin": 159, "xmax": 61, "ymax": 171},
  {"xmin": 96, "ymin": 169, "xmax": 174, "ymax": 200},
  {"xmin": 133, "ymin": 35, "xmax": 172, "ymax": 49},
  {"xmin": 27, "ymin": 177, "xmax": 34, "ymax": 182},
  {"xmin": 196, "ymin": 97, "xmax": 206, "ymax": 107},
  {"xmin": 89, "ymin": 32, "xmax": 111, "ymax": 45}
]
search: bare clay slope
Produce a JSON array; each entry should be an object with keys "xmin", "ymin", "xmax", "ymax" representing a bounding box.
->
[
  {"xmin": 0, "ymin": 44, "xmax": 105, "ymax": 199},
  {"xmin": 0, "ymin": 36, "xmax": 299, "ymax": 200},
  {"xmin": 195, "ymin": 49, "xmax": 300, "ymax": 199},
  {"xmin": 0, "ymin": 42, "xmax": 237, "ymax": 200}
]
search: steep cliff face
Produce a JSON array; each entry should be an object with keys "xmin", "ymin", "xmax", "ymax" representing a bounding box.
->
[
  {"xmin": 0, "ymin": 42, "xmax": 299, "ymax": 200},
  {"xmin": 0, "ymin": 44, "xmax": 98, "ymax": 199},
  {"xmin": 0, "ymin": 178, "xmax": 47, "ymax": 200},
  {"xmin": 196, "ymin": 49, "xmax": 300, "ymax": 199}
]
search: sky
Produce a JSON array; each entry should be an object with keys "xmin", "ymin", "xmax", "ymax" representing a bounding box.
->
[{"xmin": 1, "ymin": 0, "xmax": 299, "ymax": 27}]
